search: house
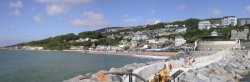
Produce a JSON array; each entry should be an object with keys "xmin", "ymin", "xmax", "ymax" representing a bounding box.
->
[
  {"xmin": 148, "ymin": 42, "xmax": 158, "ymax": 49},
  {"xmin": 211, "ymin": 31, "xmax": 218, "ymax": 36},
  {"xmin": 211, "ymin": 24, "xmax": 220, "ymax": 28},
  {"xmin": 76, "ymin": 38, "xmax": 89, "ymax": 42},
  {"xmin": 157, "ymin": 30, "xmax": 168, "ymax": 36},
  {"xmin": 182, "ymin": 43, "xmax": 195, "ymax": 51},
  {"xmin": 132, "ymin": 32, "xmax": 148, "ymax": 41},
  {"xmin": 105, "ymin": 27, "xmax": 125, "ymax": 32},
  {"xmin": 95, "ymin": 45, "xmax": 120, "ymax": 51},
  {"xmin": 175, "ymin": 36, "xmax": 186, "ymax": 46},
  {"xmin": 238, "ymin": 18, "xmax": 250, "ymax": 26},
  {"xmin": 198, "ymin": 20, "xmax": 211, "ymax": 30},
  {"xmin": 107, "ymin": 34, "xmax": 116, "ymax": 39},
  {"xmin": 22, "ymin": 46, "xmax": 44, "ymax": 50},
  {"xmin": 158, "ymin": 38, "xmax": 169, "ymax": 43},
  {"xmin": 175, "ymin": 28, "xmax": 187, "ymax": 33},
  {"xmin": 123, "ymin": 35, "xmax": 133, "ymax": 40},
  {"xmin": 130, "ymin": 40, "xmax": 139, "ymax": 48},
  {"xmin": 120, "ymin": 40, "xmax": 128, "ymax": 45},
  {"xmin": 230, "ymin": 28, "xmax": 249, "ymax": 40},
  {"xmin": 70, "ymin": 46, "xmax": 84, "ymax": 50},
  {"xmin": 90, "ymin": 39, "xmax": 98, "ymax": 42},
  {"xmin": 221, "ymin": 16, "xmax": 237, "ymax": 26}
]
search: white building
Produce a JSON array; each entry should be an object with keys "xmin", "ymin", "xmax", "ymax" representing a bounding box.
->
[
  {"xmin": 230, "ymin": 28, "xmax": 249, "ymax": 40},
  {"xmin": 22, "ymin": 46, "xmax": 44, "ymax": 50},
  {"xmin": 221, "ymin": 16, "xmax": 237, "ymax": 26},
  {"xmin": 90, "ymin": 39, "xmax": 98, "ymax": 42},
  {"xmin": 175, "ymin": 28, "xmax": 187, "ymax": 33},
  {"xmin": 238, "ymin": 18, "xmax": 250, "ymax": 26},
  {"xmin": 76, "ymin": 38, "xmax": 89, "ymax": 42},
  {"xmin": 132, "ymin": 32, "xmax": 148, "ymax": 41},
  {"xmin": 158, "ymin": 38, "xmax": 169, "ymax": 43},
  {"xmin": 198, "ymin": 20, "xmax": 211, "ymax": 30},
  {"xmin": 175, "ymin": 36, "xmax": 186, "ymax": 46},
  {"xmin": 150, "ymin": 42, "xmax": 158, "ymax": 49},
  {"xmin": 211, "ymin": 31, "xmax": 218, "ymax": 36},
  {"xmin": 95, "ymin": 45, "xmax": 121, "ymax": 51},
  {"xmin": 70, "ymin": 46, "xmax": 84, "ymax": 50},
  {"xmin": 211, "ymin": 24, "xmax": 220, "ymax": 28}
]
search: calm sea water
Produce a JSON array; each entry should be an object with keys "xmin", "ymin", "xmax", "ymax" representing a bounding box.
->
[{"xmin": 0, "ymin": 49, "xmax": 155, "ymax": 82}]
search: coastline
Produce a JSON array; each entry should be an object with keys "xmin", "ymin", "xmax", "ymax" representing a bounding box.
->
[
  {"xmin": 63, "ymin": 50, "xmax": 177, "ymax": 56},
  {"xmin": 66, "ymin": 50, "xmax": 177, "ymax": 59},
  {"xmin": 3, "ymin": 48, "xmax": 176, "ymax": 59}
]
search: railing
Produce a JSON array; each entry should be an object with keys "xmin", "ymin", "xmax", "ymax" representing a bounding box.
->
[{"xmin": 170, "ymin": 70, "xmax": 184, "ymax": 82}]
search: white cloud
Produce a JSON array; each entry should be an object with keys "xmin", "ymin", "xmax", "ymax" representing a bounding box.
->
[
  {"xmin": 177, "ymin": 4, "xmax": 186, "ymax": 11},
  {"xmin": 211, "ymin": 8, "xmax": 221, "ymax": 16},
  {"xmin": 12, "ymin": 9, "xmax": 21, "ymax": 16},
  {"xmin": 37, "ymin": 0, "xmax": 90, "ymax": 16},
  {"xmin": 145, "ymin": 19, "xmax": 160, "ymax": 25},
  {"xmin": 33, "ymin": 16, "xmax": 44, "ymax": 24},
  {"xmin": 70, "ymin": 11, "xmax": 108, "ymax": 27},
  {"xmin": 46, "ymin": 4, "xmax": 65, "ymax": 16},
  {"xmin": 9, "ymin": 1, "xmax": 23, "ymax": 8},
  {"xmin": 245, "ymin": 5, "xmax": 250, "ymax": 15}
]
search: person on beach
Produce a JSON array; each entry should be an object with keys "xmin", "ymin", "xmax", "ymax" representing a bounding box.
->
[
  {"xmin": 188, "ymin": 57, "xmax": 193, "ymax": 67},
  {"xmin": 169, "ymin": 64, "xmax": 172, "ymax": 72},
  {"xmin": 189, "ymin": 57, "xmax": 194, "ymax": 67},
  {"xmin": 184, "ymin": 57, "xmax": 188, "ymax": 67},
  {"xmin": 164, "ymin": 59, "xmax": 169, "ymax": 70}
]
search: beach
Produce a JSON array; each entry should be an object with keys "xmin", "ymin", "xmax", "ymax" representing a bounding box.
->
[{"xmin": 80, "ymin": 50, "xmax": 177, "ymax": 56}]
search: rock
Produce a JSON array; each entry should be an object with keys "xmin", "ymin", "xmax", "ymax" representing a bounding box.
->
[
  {"xmin": 235, "ymin": 69, "xmax": 248, "ymax": 76},
  {"xmin": 93, "ymin": 72, "xmax": 112, "ymax": 82},
  {"xmin": 63, "ymin": 75, "xmax": 86, "ymax": 82},
  {"xmin": 196, "ymin": 73, "xmax": 210, "ymax": 82},
  {"xmin": 235, "ymin": 74, "xmax": 244, "ymax": 80},
  {"xmin": 109, "ymin": 67, "xmax": 120, "ymax": 72}
]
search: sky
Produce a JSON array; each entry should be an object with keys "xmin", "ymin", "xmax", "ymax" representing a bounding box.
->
[{"xmin": 0, "ymin": 0, "xmax": 250, "ymax": 47}]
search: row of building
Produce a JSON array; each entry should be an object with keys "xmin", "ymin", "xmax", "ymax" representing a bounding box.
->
[{"xmin": 199, "ymin": 16, "xmax": 250, "ymax": 30}]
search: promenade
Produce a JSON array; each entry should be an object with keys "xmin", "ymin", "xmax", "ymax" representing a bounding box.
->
[{"xmin": 125, "ymin": 44, "xmax": 240, "ymax": 82}]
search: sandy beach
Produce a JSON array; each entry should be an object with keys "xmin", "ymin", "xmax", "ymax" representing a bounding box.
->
[{"xmin": 83, "ymin": 50, "xmax": 178, "ymax": 56}]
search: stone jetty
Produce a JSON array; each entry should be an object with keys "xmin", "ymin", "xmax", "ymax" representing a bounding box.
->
[{"xmin": 64, "ymin": 44, "xmax": 250, "ymax": 82}]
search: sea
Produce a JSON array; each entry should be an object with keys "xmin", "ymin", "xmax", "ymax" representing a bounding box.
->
[{"xmin": 0, "ymin": 49, "xmax": 156, "ymax": 82}]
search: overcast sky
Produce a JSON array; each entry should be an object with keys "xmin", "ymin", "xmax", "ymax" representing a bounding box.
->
[{"xmin": 0, "ymin": 0, "xmax": 250, "ymax": 47}]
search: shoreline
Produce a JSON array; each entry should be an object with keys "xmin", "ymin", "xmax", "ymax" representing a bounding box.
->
[
  {"xmin": 64, "ymin": 50, "xmax": 177, "ymax": 56},
  {"xmin": 3, "ymin": 48, "xmax": 177, "ymax": 59},
  {"xmin": 67, "ymin": 50, "xmax": 177, "ymax": 59}
]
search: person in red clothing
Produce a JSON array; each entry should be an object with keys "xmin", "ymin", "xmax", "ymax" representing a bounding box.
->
[{"xmin": 169, "ymin": 64, "xmax": 172, "ymax": 72}]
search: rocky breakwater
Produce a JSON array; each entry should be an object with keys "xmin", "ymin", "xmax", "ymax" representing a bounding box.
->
[
  {"xmin": 63, "ymin": 60, "xmax": 163, "ymax": 82},
  {"xmin": 178, "ymin": 50, "xmax": 250, "ymax": 82}
]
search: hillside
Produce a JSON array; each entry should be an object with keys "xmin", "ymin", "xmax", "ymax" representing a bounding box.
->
[{"xmin": 7, "ymin": 18, "xmax": 238, "ymax": 50}]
